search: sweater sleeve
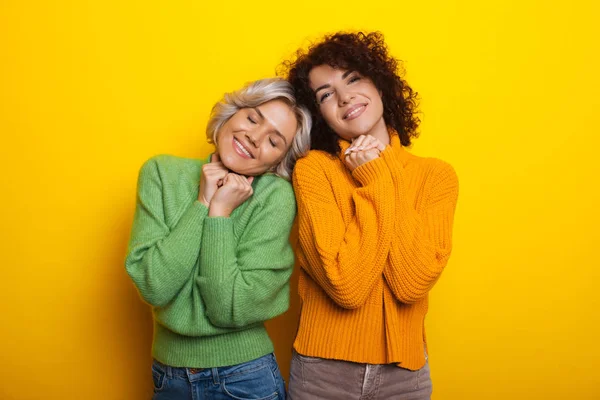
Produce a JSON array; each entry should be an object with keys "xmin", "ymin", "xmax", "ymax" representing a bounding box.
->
[
  {"xmin": 125, "ymin": 157, "xmax": 208, "ymax": 307},
  {"xmin": 293, "ymin": 153, "xmax": 395, "ymax": 309},
  {"xmin": 195, "ymin": 181, "xmax": 296, "ymax": 328},
  {"xmin": 382, "ymin": 151, "xmax": 459, "ymax": 304}
]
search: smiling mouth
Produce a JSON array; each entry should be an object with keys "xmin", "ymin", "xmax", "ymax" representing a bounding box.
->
[
  {"xmin": 343, "ymin": 104, "xmax": 367, "ymax": 120},
  {"xmin": 233, "ymin": 137, "xmax": 254, "ymax": 159}
]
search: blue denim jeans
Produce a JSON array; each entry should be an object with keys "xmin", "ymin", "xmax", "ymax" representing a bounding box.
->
[{"xmin": 151, "ymin": 353, "xmax": 286, "ymax": 400}]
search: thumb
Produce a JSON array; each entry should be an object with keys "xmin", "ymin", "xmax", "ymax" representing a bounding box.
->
[
  {"xmin": 212, "ymin": 152, "xmax": 221, "ymax": 163},
  {"xmin": 246, "ymin": 176, "xmax": 254, "ymax": 185},
  {"xmin": 220, "ymin": 174, "xmax": 230, "ymax": 186}
]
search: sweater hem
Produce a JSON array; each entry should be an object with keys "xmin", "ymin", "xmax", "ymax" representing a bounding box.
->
[{"xmin": 152, "ymin": 322, "xmax": 274, "ymax": 368}]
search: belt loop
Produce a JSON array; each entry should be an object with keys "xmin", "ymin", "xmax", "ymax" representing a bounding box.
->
[
  {"xmin": 166, "ymin": 364, "xmax": 173, "ymax": 379},
  {"xmin": 211, "ymin": 367, "xmax": 220, "ymax": 385}
]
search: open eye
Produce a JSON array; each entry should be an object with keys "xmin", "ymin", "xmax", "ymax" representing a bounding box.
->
[{"xmin": 348, "ymin": 75, "xmax": 361, "ymax": 84}]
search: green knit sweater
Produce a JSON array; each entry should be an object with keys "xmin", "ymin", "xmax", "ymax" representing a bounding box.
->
[{"xmin": 125, "ymin": 154, "xmax": 296, "ymax": 368}]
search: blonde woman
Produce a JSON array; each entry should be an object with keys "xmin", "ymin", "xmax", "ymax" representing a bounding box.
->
[{"xmin": 126, "ymin": 78, "xmax": 311, "ymax": 399}]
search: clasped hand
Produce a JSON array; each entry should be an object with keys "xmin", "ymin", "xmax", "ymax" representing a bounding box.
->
[{"xmin": 198, "ymin": 154, "xmax": 254, "ymax": 217}]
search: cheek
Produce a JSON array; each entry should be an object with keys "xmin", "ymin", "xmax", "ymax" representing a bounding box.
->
[
  {"xmin": 372, "ymin": 90, "xmax": 384, "ymax": 110},
  {"xmin": 215, "ymin": 128, "xmax": 228, "ymax": 145},
  {"xmin": 321, "ymin": 104, "xmax": 339, "ymax": 126}
]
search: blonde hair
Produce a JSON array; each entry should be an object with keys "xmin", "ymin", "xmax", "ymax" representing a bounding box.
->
[{"xmin": 206, "ymin": 78, "xmax": 312, "ymax": 180}]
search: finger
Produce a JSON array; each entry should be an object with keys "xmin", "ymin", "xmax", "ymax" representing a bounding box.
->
[
  {"xmin": 352, "ymin": 135, "xmax": 367, "ymax": 150},
  {"xmin": 367, "ymin": 136, "xmax": 386, "ymax": 151},
  {"xmin": 361, "ymin": 142, "xmax": 379, "ymax": 151},
  {"xmin": 347, "ymin": 152, "xmax": 358, "ymax": 168},
  {"xmin": 362, "ymin": 149, "xmax": 380, "ymax": 162},
  {"xmin": 216, "ymin": 169, "xmax": 229, "ymax": 178},
  {"xmin": 204, "ymin": 162, "xmax": 225, "ymax": 171},
  {"xmin": 226, "ymin": 173, "xmax": 248, "ymax": 188},
  {"xmin": 345, "ymin": 137, "xmax": 369, "ymax": 154},
  {"xmin": 239, "ymin": 175, "xmax": 253, "ymax": 190},
  {"xmin": 345, "ymin": 146, "xmax": 358, "ymax": 155},
  {"xmin": 206, "ymin": 169, "xmax": 229, "ymax": 181},
  {"xmin": 344, "ymin": 156, "xmax": 353, "ymax": 169},
  {"xmin": 362, "ymin": 135, "xmax": 376, "ymax": 144},
  {"xmin": 206, "ymin": 165, "xmax": 228, "ymax": 174}
]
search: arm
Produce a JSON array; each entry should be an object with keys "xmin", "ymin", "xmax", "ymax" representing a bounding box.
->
[
  {"xmin": 196, "ymin": 181, "xmax": 296, "ymax": 328},
  {"xmin": 125, "ymin": 157, "xmax": 208, "ymax": 307},
  {"xmin": 293, "ymin": 154, "xmax": 395, "ymax": 309},
  {"xmin": 382, "ymin": 152, "xmax": 459, "ymax": 304}
]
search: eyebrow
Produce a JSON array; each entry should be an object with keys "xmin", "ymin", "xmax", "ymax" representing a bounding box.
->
[
  {"xmin": 342, "ymin": 70, "xmax": 354, "ymax": 79},
  {"xmin": 253, "ymin": 107, "xmax": 288, "ymax": 146},
  {"xmin": 314, "ymin": 70, "xmax": 355, "ymax": 94}
]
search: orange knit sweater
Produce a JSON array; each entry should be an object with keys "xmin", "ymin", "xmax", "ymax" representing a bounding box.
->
[{"xmin": 292, "ymin": 133, "xmax": 459, "ymax": 371}]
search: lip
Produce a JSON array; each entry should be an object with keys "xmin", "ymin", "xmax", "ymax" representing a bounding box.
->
[
  {"xmin": 343, "ymin": 104, "xmax": 367, "ymax": 120},
  {"xmin": 232, "ymin": 137, "xmax": 254, "ymax": 159}
]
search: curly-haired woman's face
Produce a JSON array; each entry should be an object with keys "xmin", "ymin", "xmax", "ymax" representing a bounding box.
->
[
  {"xmin": 309, "ymin": 64, "xmax": 386, "ymax": 143},
  {"xmin": 216, "ymin": 99, "xmax": 297, "ymax": 176}
]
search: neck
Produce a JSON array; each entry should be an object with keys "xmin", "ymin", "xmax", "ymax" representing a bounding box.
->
[{"xmin": 367, "ymin": 117, "xmax": 390, "ymax": 145}]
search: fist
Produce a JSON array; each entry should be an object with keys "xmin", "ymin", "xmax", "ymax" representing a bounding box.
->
[
  {"xmin": 198, "ymin": 154, "xmax": 229, "ymax": 206},
  {"xmin": 209, "ymin": 173, "xmax": 255, "ymax": 217},
  {"xmin": 343, "ymin": 135, "xmax": 386, "ymax": 171}
]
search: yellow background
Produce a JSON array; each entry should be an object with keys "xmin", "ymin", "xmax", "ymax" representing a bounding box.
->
[{"xmin": 1, "ymin": 1, "xmax": 599, "ymax": 399}]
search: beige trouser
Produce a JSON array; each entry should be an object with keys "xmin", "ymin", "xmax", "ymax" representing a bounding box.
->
[{"xmin": 288, "ymin": 350, "xmax": 432, "ymax": 400}]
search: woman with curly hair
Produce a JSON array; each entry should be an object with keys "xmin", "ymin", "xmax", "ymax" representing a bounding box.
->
[
  {"xmin": 125, "ymin": 78, "xmax": 311, "ymax": 399},
  {"xmin": 284, "ymin": 32, "xmax": 459, "ymax": 399}
]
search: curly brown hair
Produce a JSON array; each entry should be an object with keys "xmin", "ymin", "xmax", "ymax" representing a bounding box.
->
[{"xmin": 280, "ymin": 31, "xmax": 420, "ymax": 155}]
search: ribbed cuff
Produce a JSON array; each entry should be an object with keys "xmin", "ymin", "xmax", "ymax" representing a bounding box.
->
[{"xmin": 352, "ymin": 156, "xmax": 391, "ymax": 186}]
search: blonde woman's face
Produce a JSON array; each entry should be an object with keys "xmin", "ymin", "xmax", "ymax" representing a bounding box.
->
[{"xmin": 216, "ymin": 99, "xmax": 297, "ymax": 176}]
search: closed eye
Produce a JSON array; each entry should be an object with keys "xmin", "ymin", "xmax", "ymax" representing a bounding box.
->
[
  {"xmin": 319, "ymin": 92, "xmax": 333, "ymax": 103},
  {"xmin": 247, "ymin": 116, "xmax": 257, "ymax": 124}
]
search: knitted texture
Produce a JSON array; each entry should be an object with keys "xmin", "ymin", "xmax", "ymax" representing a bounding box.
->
[
  {"xmin": 126, "ymin": 154, "xmax": 296, "ymax": 368},
  {"xmin": 292, "ymin": 134, "xmax": 458, "ymax": 370}
]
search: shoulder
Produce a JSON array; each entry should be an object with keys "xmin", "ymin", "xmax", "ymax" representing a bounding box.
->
[
  {"xmin": 413, "ymin": 157, "xmax": 459, "ymax": 203},
  {"xmin": 404, "ymin": 152, "xmax": 458, "ymax": 184},
  {"xmin": 425, "ymin": 158, "xmax": 458, "ymax": 188},
  {"xmin": 295, "ymin": 150, "xmax": 339, "ymax": 172},
  {"xmin": 140, "ymin": 154, "xmax": 203, "ymax": 173},
  {"xmin": 139, "ymin": 154, "xmax": 204, "ymax": 183},
  {"xmin": 418, "ymin": 156, "xmax": 457, "ymax": 179},
  {"xmin": 293, "ymin": 150, "xmax": 343, "ymax": 186}
]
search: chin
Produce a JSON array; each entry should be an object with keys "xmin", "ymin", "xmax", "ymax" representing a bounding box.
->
[{"xmin": 218, "ymin": 152, "xmax": 238, "ymax": 172}]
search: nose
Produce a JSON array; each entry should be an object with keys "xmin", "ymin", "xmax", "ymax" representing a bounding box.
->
[
  {"xmin": 246, "ymin": 131, "xmax": 258, "ymax": 147},
  {"xmin": 246, "ymin": 126, "xmax": 267, "ymax": 148},
  {"xmin": 338, "ymin": 89, "xmax": 354, "ymax": 106}
]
